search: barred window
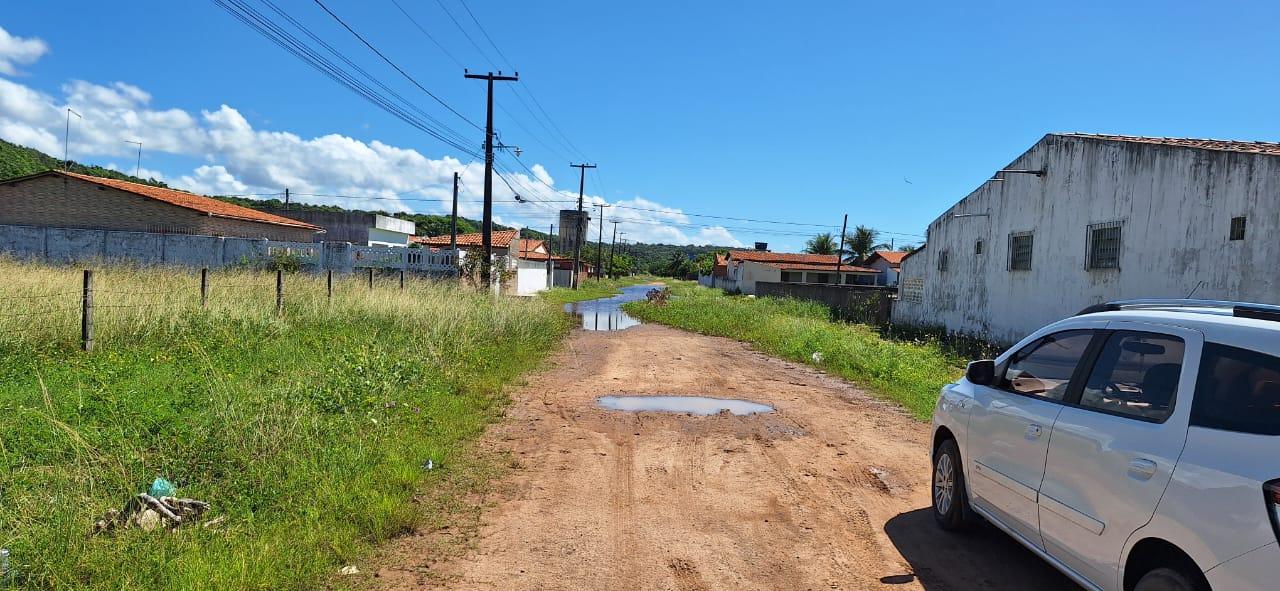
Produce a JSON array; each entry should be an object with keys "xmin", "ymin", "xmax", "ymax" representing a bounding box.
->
[
  {"xmin": 1230, "ymin": 216, "xmax": 1246, "ymax": 241},
  {"xmin": 1087, "ymin": 221, "xmax": 1123, "ymax": 270},
  {"xmin": 901, "ymin": 278, "xmax": 924, "ymax": 304},
  {"xmin": 1009, "ymin": 232, "xmax": 1033, "ymax": 271},
  {"xmin": 937, "ymin": 249, "xmax": 949, "ymax": 272}
]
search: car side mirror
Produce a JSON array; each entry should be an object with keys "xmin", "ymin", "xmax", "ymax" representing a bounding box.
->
[{"xmin": 966, "ymin": 360, "xmax": 996, "ymax": 386}]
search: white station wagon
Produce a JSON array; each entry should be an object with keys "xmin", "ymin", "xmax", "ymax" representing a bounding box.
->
[{"xmin": 931, "ymin": 299, "xmax": 1279, "ymax": 591}]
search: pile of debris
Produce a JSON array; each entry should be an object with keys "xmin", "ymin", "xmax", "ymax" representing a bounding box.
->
[{"xmin": 90, "ymin": 478, "xmax": 219, "ymax": 535}]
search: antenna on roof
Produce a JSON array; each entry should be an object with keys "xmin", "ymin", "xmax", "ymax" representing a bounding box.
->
[{"xmin": 63, "ymin": 108, "xmax": 82, "ymax": 171}]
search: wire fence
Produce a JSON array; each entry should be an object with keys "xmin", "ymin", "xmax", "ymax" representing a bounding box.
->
[{"xmin": 0, "ymin": 267, "xmax": 427, "ymax": 350}]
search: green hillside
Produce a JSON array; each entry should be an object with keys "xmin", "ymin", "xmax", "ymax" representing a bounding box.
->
[{"xmin": 0, "ymin": 138, "xmax": 167, "ymax": 187}]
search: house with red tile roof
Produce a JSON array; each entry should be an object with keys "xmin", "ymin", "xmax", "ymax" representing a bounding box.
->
[
  {"xmin": 411, "ymin": 231, "xmax": 591, "ymax": 294},
  {"xmin": 0, "ymin": 170, "xmax": 323, "ymax": 241},
  {"xmin": 863, "ymin": 250, "xmax": 907, "ymax": 286},
  {"xmin": 722, "ymin": 249, "xmax": 877, "ymax": 294}
]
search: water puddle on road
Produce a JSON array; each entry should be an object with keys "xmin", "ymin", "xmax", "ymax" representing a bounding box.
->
[
  {"xmin": 564, "ymin": 284, "xmax": 652, "ymax": 331},
  {"xmin": 597, "ymin": 395, "xmax": 775, "ymax": 416}
]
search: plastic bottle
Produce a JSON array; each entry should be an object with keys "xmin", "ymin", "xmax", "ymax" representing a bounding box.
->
[{"xmin": 1, "ymin": 547, "xmax": 11, "ymax": 587}]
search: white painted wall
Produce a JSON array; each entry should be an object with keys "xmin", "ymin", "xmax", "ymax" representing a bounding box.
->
[
  {"xmin": 867, "ymin": 260, "xmax": 900, "ymax": 286},
  {"xmin": 514, "ymin": 258, "xmax": 549, "ymax": 296},
  {"xmin": 367, "ymin": 227, "xmax": 412, "ymax": 247},
  {"xmin": 893, "ymin": 134, "xmax": 1280, "ymax": 344}
]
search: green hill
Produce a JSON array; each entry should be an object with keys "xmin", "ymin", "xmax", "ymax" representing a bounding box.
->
[{"xmin": 0, "ymin": 138, "xmax": 168, "ymax": 187}]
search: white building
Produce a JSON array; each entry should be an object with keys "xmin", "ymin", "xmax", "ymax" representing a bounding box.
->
[
  {"xmin": 721, "ymin": 250, "xmax": 878, "ymax": 294},
  {"xmin": 411, "ymin": 230, "xmax": 585, "ymax": 295},
  {"xmin": 863, "ymin": 250, "xmax": 906, "ymax": 286},
  {"xmin": 893, "ymin": 133, "xmax": 1280, "ymax": 343}
]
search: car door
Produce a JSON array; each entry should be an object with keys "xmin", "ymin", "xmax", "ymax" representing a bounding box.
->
[
  {"xmin": 967, "ymin": 327, "xmax": 1101, "ymax": 549},
  {"xmin": 1038, "ymin": 323, "xmax": 1201, "ymax": 589}
]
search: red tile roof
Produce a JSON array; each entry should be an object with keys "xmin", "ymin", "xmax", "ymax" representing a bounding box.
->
[
  {"xmin": 712, "ymin": 253, "xmax": 728, "ymax": 278},
  {"xmin": 1062, "ymin": 133, "xmax": 1280, "ymax": 156},
  {"xmin": 36, "ymin": 171, "xmax": 323, "ymax": 230},
  {"xmin": 728, "ymin": 250, "xmax": 841, "ymax": 265},
  {"xmin": 411, "ymin": 229, "xmax": 519, "ymax": 248},
  {"xmin": 769, "ymin": 262, "xmax": 877, "ymax": 273},
  {"xmin": 865, "ymin": 250, "xmax": 907, "ymax": 267}
]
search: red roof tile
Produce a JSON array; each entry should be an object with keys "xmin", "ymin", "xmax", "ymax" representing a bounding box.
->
[
  {"xmin": 43, "ymin": 171, "xmax": 323, "ymax": 230},
  {"xmin": 865, "ymin": 250, "xmax": 907, "ymax": 266},
  {"xmin": 412, "ymin": 229, "xmax": 519, "ymax": 248},
  {"xmin": 1062, "ymin": 133, "xmax": 1280, "ymax": 156},
  {"xmin": 728, "ymin": 250, "xmax": 841, "ymax": 265}
]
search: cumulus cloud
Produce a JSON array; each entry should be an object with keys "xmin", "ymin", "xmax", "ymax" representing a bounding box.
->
[
  {"xmin": 0, "ymin": 27, "xmax": 48, "ymax": 76},
  {"xmin": 0, "ymin": 64, "xmax": 742, "ymax": 246}
]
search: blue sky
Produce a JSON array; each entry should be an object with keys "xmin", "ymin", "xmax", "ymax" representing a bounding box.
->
[{"xmin": 2, "ymin": 1, "xmax": 1279, "ymax": 250}]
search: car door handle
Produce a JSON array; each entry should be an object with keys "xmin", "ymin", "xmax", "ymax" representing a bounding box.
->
[
  {"xmin": 1025, "ymin": 424, "xmax": 1043, "ymax": 439},
  {"xmin": 1128, "ymin": 458, "xmax": 1157, "ymax": 480}
]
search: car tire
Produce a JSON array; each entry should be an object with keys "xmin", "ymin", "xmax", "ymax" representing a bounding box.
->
[
  {"xmin": 932, "ymin": 438, "xmax": 976, "ymax": 530},
  {"xmin": 1133, "ymin": 566, "xmax": 1206, "ymax": 591}
]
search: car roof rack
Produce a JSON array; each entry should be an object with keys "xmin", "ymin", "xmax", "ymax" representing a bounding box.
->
[{"xmin": 1076, "ymin": 299, "xmax": 1280, "ymax": 322}]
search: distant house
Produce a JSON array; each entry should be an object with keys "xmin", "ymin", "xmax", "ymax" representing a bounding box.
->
[
  {"xmin": 412, "ymin": 231, "xmax": 590, "ymax": 294},
  {"xmin": 0, "ymin": 170, "xmax": 322, "ymax": 241},
  {"xmin": 258, "ymin": 209, "xmax": 415, "ymax": 246},
  {"xmin": 863, "ymin": 250, "xmax": 906, "ymax": 286},
  {"xmin": 722, "ymin": 249, "xmax": 877, "ymax": 294}
]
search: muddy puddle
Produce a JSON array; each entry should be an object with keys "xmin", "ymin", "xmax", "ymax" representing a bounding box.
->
[
  {"xmin": 564, "ymin": 284, "xmax": 652, "ymax": 331},
  {"xmin": 597, "ymin": 395, "xmax": 774, "ymax": 415}
]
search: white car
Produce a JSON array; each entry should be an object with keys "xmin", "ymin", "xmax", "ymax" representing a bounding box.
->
[{"xmin": 931, "ymin": 299, "xmax": 1279, "ymax": 591}]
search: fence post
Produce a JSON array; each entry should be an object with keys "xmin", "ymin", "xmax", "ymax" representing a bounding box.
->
[
  {"xmin": 200, "ymin": 268, "xmax": 208, "ymax": 308},
  {"xmin": 326, "ymin": 269, "xmax": 333, "ymax": 301},
  {"xmin": 81, "ymin": 269, "xmax": 94, "ymax": 352},
  {"xmin": 276, "ymin": 269, "xmax": 284, "ymax": 316},
  {"xmin": 399, "ymin": 269, "xmax": 405, "ymax": 290},
  {"xmin": 367, "ymin": 267, "xmax": 374, "ymax": 290}
]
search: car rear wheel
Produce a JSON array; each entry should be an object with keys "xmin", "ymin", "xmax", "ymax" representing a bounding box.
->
[
  {"xmin": 1133, "ymin": 566, "xmax": 1204, "ymax": 591},
  {"xmin": 932, "ymin": 438, "xmax": 976, "ymax": 530}
]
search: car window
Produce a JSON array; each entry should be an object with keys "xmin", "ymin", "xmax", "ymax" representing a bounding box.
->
[
  {"xmin": 1078, "ymin": 331, "xmax": 1184, "ymax": 422},
  {"xmin": 1001, "ymin": 330, "xmax": 1095, "ymax": 401},
  {"xmin": 1192, "ymin": 343, "xmax": 1280, "ymax": 435}
]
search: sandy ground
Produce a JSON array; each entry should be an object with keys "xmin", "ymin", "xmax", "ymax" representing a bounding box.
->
[{"xmin": 375, "ymin": 324, "xmax": 1079, "ymax": 590}]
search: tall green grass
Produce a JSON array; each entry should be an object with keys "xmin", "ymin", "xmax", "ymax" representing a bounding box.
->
[
  {"xmin": 623, "ymin": 283, "xmax": 963, "ymax": 419},
  {"xmin": 0, "ymin": 258, "xmax": 568, "ymax": 589}
]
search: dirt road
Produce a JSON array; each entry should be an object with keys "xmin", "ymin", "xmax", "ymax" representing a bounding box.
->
[{"xmin": 377, "ymin": 323, "xmax": 1078, "ymax": 590}]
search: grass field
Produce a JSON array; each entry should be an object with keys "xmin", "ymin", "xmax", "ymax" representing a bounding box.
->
[
  {"xmin": 623, "ymin": 283, "xmax": 963, "ymax": 419},
  {"xmin": 538, "ymin": 275, "xmax": 660, "ymax": 305},
  {"xmin": 0, "ymin": 258, "xmax": 568, "ymax": 590}
]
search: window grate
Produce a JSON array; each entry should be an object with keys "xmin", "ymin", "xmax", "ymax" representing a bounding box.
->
[
  {"xmin": 1009, "ymin": 232, "xmax": 1033, "ymax": 270},
  {"xmin": 1230, "ymin": 216, "xmax": 1246, "ymax": 241},
  {"xmin": 937, "ymin": 249, "xmax": 949, "ymax": 272},
  {"xmin": 1087, "ymin": 221, "xmax": 1123, "ymax": 270}
]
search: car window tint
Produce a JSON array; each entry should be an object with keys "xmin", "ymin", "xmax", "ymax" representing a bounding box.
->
[
  {"xmin": 1192, "ymin": 343, "xmax": 1280, "ymax": 435},
  {"xmin": 1002, "ymin": 330, "xmax": 1095, "ymax": 401},
  {"xmin": 1079, "ymin": 332, "xmax": 1184, "ymax": 422}
]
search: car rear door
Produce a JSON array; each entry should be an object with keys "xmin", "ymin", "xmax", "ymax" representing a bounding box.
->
[
  {"xmin": 967, "ymin": 327, "xmax": 1101, "ymax": 549},
  {"xmin": 1037, "ymin": 322, "xmax": 1202, "ymax": 589}
]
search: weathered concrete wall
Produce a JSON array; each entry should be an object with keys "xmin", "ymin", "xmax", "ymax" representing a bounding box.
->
[
  {"xmin": 105, "ymin": 231, "xmax": 164, "ymax": 265},
  {"xmin": 756, "ymin": 282, "xmax": 895, "ymax": 325},
  {"xmin": 892, "ymin": 134, "xmax": 1280, "ymax": 343}
]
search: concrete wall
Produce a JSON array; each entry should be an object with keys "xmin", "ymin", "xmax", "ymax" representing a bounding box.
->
[
  {"xmin": 0, "ymin": 223, "xmax": 456, "ymax": 274},
  {"xmin": 892, "ymin": 134, "xmax": 1280, "ymax": 343},
  {"xmin": 514, "ymin": 258, "xmax": 549, "ymax": 296},
  {"xmin": 756, "ymin": 282, "xmax": 895, "ymax": 325}
]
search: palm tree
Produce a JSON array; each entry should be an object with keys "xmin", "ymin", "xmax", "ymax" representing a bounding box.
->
[
  {"xmin": 898, "ymin": 243, "xmax": 919, "ymax": 254},
  {"xmin": 804, "ymin": 232, "xmax": 837, "ymax": 255},
  {"xmin": 843, "ymin": 225, "xmax": 890, "ymax": 264}
]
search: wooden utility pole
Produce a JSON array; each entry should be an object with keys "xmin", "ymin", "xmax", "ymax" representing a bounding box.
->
[
  {"xmin": 607, "ymin": 220, "xmax": 620, "ymax": 279},
  {"xmin": 450, "ymin": 171, "xmax": 459, "ymax": 253},
  {"xmin": 80, "ymin": 269, "xmax": 94, "ymax": 352},
  {"xmin": 464, "ymin": 70, "xmax": 519, "ymax": 287},
  {"xmin": 835, "ymin": 213, "xmax": 848, "ymax": 281},
  {"xmin": 546, "ymin": 224, "xmax": 555, "ymax": 289},
  {"xmin": 569, "ymin": 163, "xmax": 596, "ymax": 289},
  {"xmin": 594, "ymin": 203, "xmax": 610, "ymax": 280}
]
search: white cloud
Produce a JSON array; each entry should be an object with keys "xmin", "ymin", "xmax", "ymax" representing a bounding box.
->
[
  {"xmin": 0, "ymin": 66, "xmax": 743, "ymax": 246},
  {"xmin": 0, "ymin": 27, "xmax": 48, "ymax": 76}
]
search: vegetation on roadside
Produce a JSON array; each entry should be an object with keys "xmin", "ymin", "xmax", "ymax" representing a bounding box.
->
[
  {"xmin": 0, "ymin": 259, "xmax": 569, "ymax": 590},
  {"xmin": 623, "ymin": 282, "xmax": 963, "ymax": 420},
  {"xmin": 538, "ymin": 275, "xmax": 660, "ymax": 305}
]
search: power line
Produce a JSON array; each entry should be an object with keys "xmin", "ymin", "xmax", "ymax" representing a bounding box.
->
[
  {"xmin": 310, "ymin": 0, "xmax": 481, "ymax": 131},
  {"xmin": 388, "ymin": 0, "xmax": 467, "ymax": 69}
]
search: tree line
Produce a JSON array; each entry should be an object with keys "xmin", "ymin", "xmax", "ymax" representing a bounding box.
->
[{"xmin": 803, "ymin": 225, "xmax": 917, "ymax": 263}]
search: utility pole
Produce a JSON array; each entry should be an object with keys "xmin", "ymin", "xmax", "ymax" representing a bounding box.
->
[
  {"xmin": 607, "ymin": 220, "xmax": 619, "ymax": 279},
  {"xmin": 125, "ymin": 140, "xmax": 142, "ymax": 178},
  {"xmin": 63, "ymin": 108, "xmax": 81, "ymax": 170},
  {"xmin": 284, "ymin": 187, "xmax": 291, "ymax": 211},
  {"xmin": 594, "ymin": 203, "xmax": 610, "ymax": 279},
  {"xmin": 464, "ymin": 69, "xmax": 519, "ymax": 287},
  {"xmin": 450, "ymin": 171, "xmax": 460, "ymax": 253},
  {"xmin": 835, "ymin": 213, "xmax": 848, "ymax": 281},
  {"xmin": 546, "ymin": 223, "xmax": 554, "ymax": 288},
  {"xmin": 569, "ymin": 162, "xmax": 596, "ymax": 289}
]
